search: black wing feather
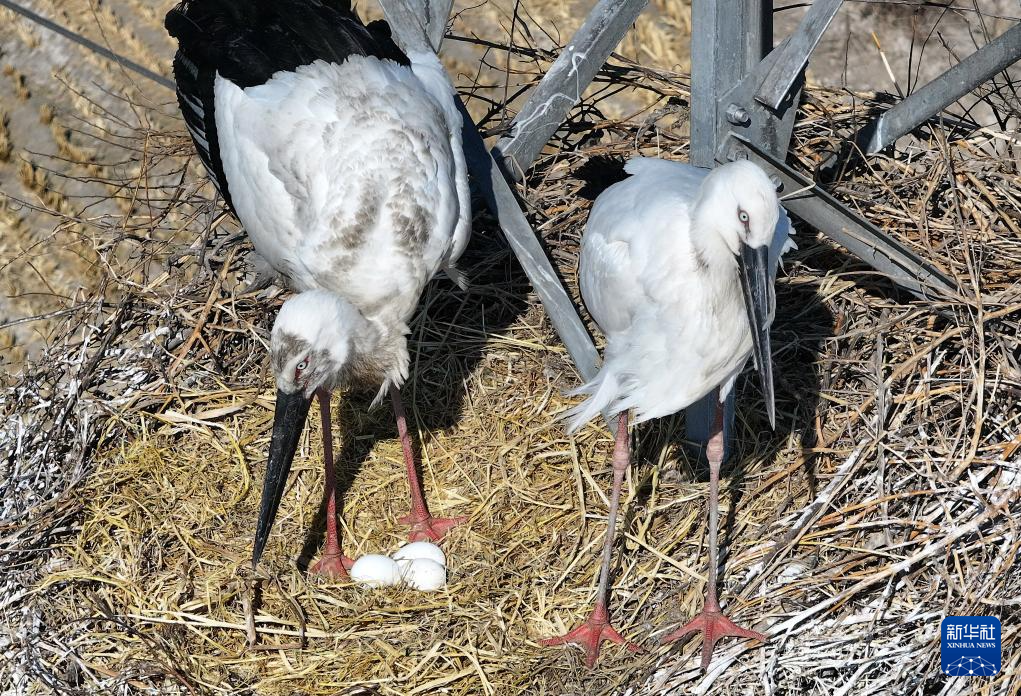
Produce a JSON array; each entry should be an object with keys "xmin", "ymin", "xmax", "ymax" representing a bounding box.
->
[
  {"xmin": 166, "ymin": 0, "xmax": 408, "ymax": 88},
  {"xmin": 171, "ymin": 51, "xmax": 235, "ymax": 211},
  {"xmin": 165, "ymin": 0, "xmax": 409, "ymax": 211}
]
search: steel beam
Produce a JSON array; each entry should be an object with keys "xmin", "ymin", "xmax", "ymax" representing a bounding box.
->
[
  {"xmin": 424, "ymin": 0, "xmax": 453, "ymax": 51},
  {"xmin": 458, "ymin": 105, "xmax": 602, "ymax": 380},
  {"xmin": 717, "ymin": 0, "xmax": 841, "ymax": 164},
  {"xmin": 754, "ymin": 0, "xmax": 841, "ymax": 110},
  {"xmin": 746, "ymin": 1, "xmax": 773, "ymax": 74},
  {"xmin": 687, "ymin": 0, "xmax": 777, "ymax": 452},
  {"xmin": 860, "ymin": 22, "xmax": 1021, "ymax": 154},
  {"xmin": 718, "ymin": 1, "xmax": 959, "ymax": 304},
  {"xmin": 384, "ymin": 0, "xmax": 655, "ymax": 427},
  {"xmin": 380, "ymin": 0, "xmax": 433, "ymax": 53},
  {"xmin": 494, "ymin": 0, "xmax": 649, "ymax": 181},
  {"xmin": 689, "ymin": 0, "xmax": 753, "ymax": 167},
  {"xmin": 716, "ymin": 0, "xmax": 842, "ymax": 164}
]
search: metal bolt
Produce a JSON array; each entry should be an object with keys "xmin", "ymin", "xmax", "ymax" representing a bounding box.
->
[{"xmin": 725, "ymin": 104, "xmax": 750, "ymax": 126}]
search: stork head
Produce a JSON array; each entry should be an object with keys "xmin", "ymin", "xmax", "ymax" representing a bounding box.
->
[
  {"xmin": 701, "ymin": 160, "xmax": 780, "ymax": 256},
  {"xmin": 253, "ymin": 290, "xmax": 356, "ymax": 568},
  {"xmin": 270, "ymin": 290, "xmax": 355, "ymax": 398},
  {"xmin": 702, "ymin": 160, "xmax": 780, "ymax": 429}
]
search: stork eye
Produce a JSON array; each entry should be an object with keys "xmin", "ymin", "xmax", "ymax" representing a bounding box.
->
[
  {"xmin": 295, "ymin": 358, "xmax": 309, "ymax": 376},
  {"xmin": 738, "ymin": 210, "xmax": 750, "ymax": 224}
]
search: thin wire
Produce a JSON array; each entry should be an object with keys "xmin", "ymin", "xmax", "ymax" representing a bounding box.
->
[{"xmin": 0, "ymin": 0, "xmax": 175, "ymax": 91}]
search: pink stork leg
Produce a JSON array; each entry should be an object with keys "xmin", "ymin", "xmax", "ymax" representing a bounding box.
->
[
  {"xmin": 310, "ymin": 389, "xmax": 355, "ymax": 579},
  {"xmin": 390, "ymin": 385, "xmax": 466, "ymax": 541},
  {"xmin": 662, "ymin": 390, "xmax": 766, "ymax": 669},
  {"xmin": 541, "ymin": 413, "xmax": 642, "ymax": 666}
]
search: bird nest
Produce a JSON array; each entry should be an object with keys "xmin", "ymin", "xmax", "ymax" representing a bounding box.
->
[{"xmin": 3, "ymin": 43, "xmax": 1021, "ymax": 696}]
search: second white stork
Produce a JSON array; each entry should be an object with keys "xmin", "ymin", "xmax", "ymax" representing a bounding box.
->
[
  {"xmin": 165, "ymin": 0, "xmax": 471, "ymax": 579},
  {"xmin": 543, "ymin": 157, "xmax": 793, "ymax": 667}
]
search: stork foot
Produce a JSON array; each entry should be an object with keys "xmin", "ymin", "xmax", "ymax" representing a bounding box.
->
[
  {"xmin": 541, "ymin": 605, "xmax": 642, "ymax": 667},
  {"xmin": 662, "ymin": 605, "xmax": 766, "ymax": 670},
  {"xmin": 399, "ymin": 511, "xmax": 466, "ymax": 542},
  {"xmin": 309, "ymin": 551, "xmax": 354, "ymax": 580}
]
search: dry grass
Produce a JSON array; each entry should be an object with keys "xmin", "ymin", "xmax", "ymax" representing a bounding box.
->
[
  {"xmin": 3, "ymin": 4, "xmax": 1021, "ymax": 696},
  {"xmin": 3, "ymin": 65, "xmax": 31, "ymax": 102},
  {"xmin": 0, "ymin": 110, "xmax": 12, "ymax": 163},
  {"xmin": 0, "ymin": 0, "xmax": 182, "ymax": 371}
]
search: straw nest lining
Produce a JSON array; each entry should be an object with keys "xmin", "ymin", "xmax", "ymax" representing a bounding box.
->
[{"xmin": 2, "ymin": 36, "xmax": 1020, "ymax": 696}]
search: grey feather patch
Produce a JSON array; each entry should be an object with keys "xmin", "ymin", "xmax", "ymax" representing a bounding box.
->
[
  {"xmin": 388, "ymin": 196, "xmax": 434, "ymax": 256},
  {"xmin": 271, "ymin": 333, "xmax": 311, "ymax": 376},
  {"xmin": 693, "ymin": 247, "xmax": 711, "ymax": 274},
  {"xmin": 442, "ymin": 261, "xmax": 468, "ymax": 290},
  {"xmin": 322, "ymin": 184, "xmax": 385, "ymax": 271}
]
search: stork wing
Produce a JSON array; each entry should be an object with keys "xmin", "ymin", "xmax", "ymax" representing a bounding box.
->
[
  {"xmin": 579, "ymin": 234, "xmax": 643, "ymax": 336},
  {"xmin": 166, "ymin": 0, "xmax": 408, "ymax": 213},
  {"xmin": 165, "ymin": 0, "xmax": 407, "ymax": 89},
  {"xmin": 579, "ymin": 158, "xmax": 706, "ymax": 336},
  {"xmin": 769, "ymin": 204, "xmax": 796, "ymax": 276},
  {"xmin": 623, "ymin": 156, "xmax": 707, "ymax": 188},
  {"xmin": 408, "ymin": 52, "xmax": 471, "ymax": 272},
  {"xmin": 170, "ymin": 53, "xmax": 233, "ymax": 210}
]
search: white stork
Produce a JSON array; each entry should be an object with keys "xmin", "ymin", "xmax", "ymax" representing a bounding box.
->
[
  {"xmin": 544, "ymin": 157, "xmax": 793, "ymax": 667},
  {"xmin": 165, "ymin": 0, "xmax": 471, "ymax": 579}
]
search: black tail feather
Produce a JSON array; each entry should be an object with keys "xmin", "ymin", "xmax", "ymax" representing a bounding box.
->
[{"xmin": 165, "ymin": 0, "xmax": 407, "ymax": 90}]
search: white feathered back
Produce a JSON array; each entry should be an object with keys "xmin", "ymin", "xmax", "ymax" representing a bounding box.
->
[{"xmin": 563, "ymin": 157, "xmax": 795, "ymax": 432}]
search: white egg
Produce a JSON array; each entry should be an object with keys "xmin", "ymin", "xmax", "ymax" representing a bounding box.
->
[
  {"xmin": 392, "ymin": 541, "xmax": 446, "ymax": 567},
  {"xmin": 349, "ymin": 554, "xmax": 402, "ymax": 588},
  {"xmin": 397, "ymin": 557, "xmax": 447, "ymax": 591}
]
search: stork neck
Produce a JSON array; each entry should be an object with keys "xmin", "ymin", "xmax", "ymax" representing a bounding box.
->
[
  {"xmin": 690, "ymin": 201, "xmax": 738, "ymax": 279},
  {"xmin": 342, "ymin": 305, "xmax": 388, "ymax": 368},
  {"xmin": 329, "ymin": 296, "xmax": 409, "ymax": 390}
]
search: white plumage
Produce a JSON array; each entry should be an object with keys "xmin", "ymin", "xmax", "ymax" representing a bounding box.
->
[
  {"xmin": 564, "ymin": 158, "xmax": 795, "ymax": 431},
  {"xmin": 167, "ymin": 0, "xmax": 472, "ymax": 575},
  {"xmin": 216, "ymin": 52, "xmax": 468, "ymax": 393},
  {"xmin": 541, "ymin": 157, "xmax": 792, "ymax": 667}
]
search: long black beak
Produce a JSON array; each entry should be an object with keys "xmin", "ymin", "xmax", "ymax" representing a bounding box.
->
[
  {"xmin": 252, "ymin": 388, "xmax": 312, "ymax": 568},
  {"xmin": 738, "ymin": 244, "xmax": 776, "ymax": 429}
]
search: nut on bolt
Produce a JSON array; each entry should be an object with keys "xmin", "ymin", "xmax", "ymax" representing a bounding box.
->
[
  {"xmin": 725, "ymin": 103, "xmax": 750, "ymax": 126},
  {"xmin": 728, "ymin": 148, "xmax": 749, "ymax": 162}
]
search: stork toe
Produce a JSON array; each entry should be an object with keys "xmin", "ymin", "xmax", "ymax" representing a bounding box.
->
[
  {"xmin": 309, "ymin": 551, "xmax": 355, "ymax": 580},
  {"xmin": 541, "ymin": 606, "xmax": 642, "ymax": 667},
  {"xmin": 399, "ymin": 512, "xmax": 467, "ymax": 542},
  {"xmin": 662, "ymin": 608, "xmax": 766, "ymax": 670}
]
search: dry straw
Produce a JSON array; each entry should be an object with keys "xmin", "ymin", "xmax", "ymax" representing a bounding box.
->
[{"xmin": 2, "ymin": 7, "xmax": 1021, "ymax": 696}]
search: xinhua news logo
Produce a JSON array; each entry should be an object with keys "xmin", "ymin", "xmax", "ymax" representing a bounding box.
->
[{"xmin": 941, "ymin": 617, "xmax": 1001, "ymax": 676}]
